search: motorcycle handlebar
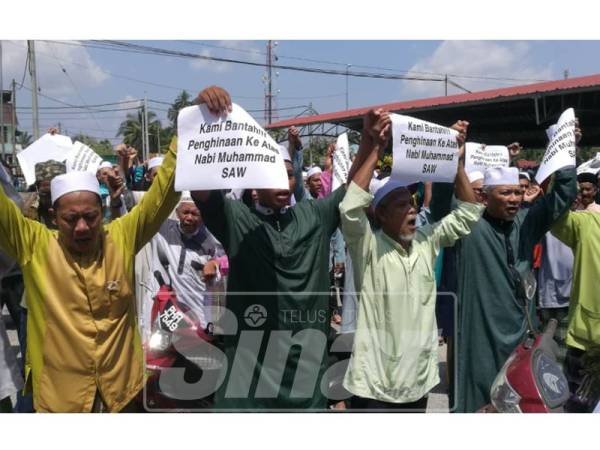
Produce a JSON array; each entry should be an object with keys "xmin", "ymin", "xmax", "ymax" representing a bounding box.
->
[{"xmin": 154, "ymin": 270, "xmax": 166, "ymax": 287}]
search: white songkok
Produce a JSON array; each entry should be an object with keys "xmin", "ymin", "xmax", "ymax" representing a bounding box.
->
[
  {"xmin": 51, "ymin": 171, "xmax": 101, "ymax": 204},
  {"xmin": 148, "ymin": 157, "xmax": 164, "ymax": 171},
  {"xmin": 179, "ymin": 190, "xmax": 194, "ymax": 205},
  {"xmin": 483, "ymin": 166, "xmax": 520, "ymax": 187},
  {"xmin": 467, "ymin": 170, "xmax": 484, "ymax": 184},
  {"xmin": 98, "ymin": 161, "xmax": 113, "ymax": 170},
  {"xmin": 307, "ymin": 166, "xmax": 322, "ymax": 179},
  {"xmin": 372, "ymin": 177, "xmax": 408, "ymax": 209},
  {"xmin": 519, "ymin": 171, "xmax": 531, "ymax": 181}
]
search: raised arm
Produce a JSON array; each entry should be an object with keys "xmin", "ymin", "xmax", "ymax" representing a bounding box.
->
[{"xmin": 0, "ymin": 165, "xmax": 46, "ymax": 264}]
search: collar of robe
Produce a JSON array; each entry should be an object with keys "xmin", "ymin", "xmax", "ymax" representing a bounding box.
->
[
  {"xmin": 483, "ymin": 209, "xmax": 515, "ymax": 233},
  {"xmin": 255, "ymin": 202, "xmax": 290, "ymax": 216}
]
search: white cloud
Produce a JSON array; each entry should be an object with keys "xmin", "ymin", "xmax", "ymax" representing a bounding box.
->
[
  {"xmin": 399, "ymin": 41, "xmax": 554, "ymax": 99},
  {"xmin": 189, "ymin": 40, "xmax": 263, "ymax": 73},
  {"xmin": 1, "ymin": 40, "xmax": 108, "ymax": 99}
]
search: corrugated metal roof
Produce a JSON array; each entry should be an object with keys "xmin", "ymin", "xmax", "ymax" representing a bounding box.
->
[{"xmin": 267, "ymin": 73, "xmax": 600, "ymax": 129}]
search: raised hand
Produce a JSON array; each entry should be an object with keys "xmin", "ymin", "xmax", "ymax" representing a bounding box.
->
[
  {"xmin": 507, "ymin": 142, "xmax": 522, "ymax": 159},
  {"xmin": 363, "ymin": 108, "xmax": 391, "ymax": 148},
  {"xmin": 196, "ymin": 86, "xmax": 232, "ymax": 115}
]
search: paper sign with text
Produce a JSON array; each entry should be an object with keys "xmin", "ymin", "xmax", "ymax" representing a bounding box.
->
[
  {"xmin": 16, "ymin": 133, "xmax": 73, "ymax": 186},
  {"xmin": 465, "ymin": 143, "xmax": 509, "ymax": 174},
  {"xmin": 175, "ymin": 103, "xmax": 288, "ymax": 191},
  {"xmin": 65, "ymin": 141, "xmax": 103, "ymax": 175},
  {"xmin": 390, "ymin": 114, "xmax": 459, "ymax": 184},
  {"xmin": 535, "ymin": 108, "xmax": 577, "ymax": 184},
  {"xmin": 332, "ymin": 132, "xmax": 351, "ymax": 190}
]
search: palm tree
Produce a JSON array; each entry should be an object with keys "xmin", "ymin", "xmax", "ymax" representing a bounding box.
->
[
  {"xmin": 117, "ymin": 109, "xmax": 162, "ymax": 155},
  {"xmin": 168, "ymin": 90, "xmax": 193, "ymax": 130},
  {"xmin": 16, "ymin": 130, "xmax": 33, "ymax": 148}
]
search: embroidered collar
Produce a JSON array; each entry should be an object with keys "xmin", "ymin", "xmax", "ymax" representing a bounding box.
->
[{"xmin": 255, "ymin": 203, "xmax": 290, "ymax": 216}]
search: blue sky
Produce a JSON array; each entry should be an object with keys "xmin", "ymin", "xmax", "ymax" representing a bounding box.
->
[{"xmin": 4, "ymin": 40, "xmax": 600, "ymax": 145}]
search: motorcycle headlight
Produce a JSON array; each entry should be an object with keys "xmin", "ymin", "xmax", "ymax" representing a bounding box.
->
[
  {"xmin": 149, "ymin": 329, "xmax": 171, "ymax": 352},
  {"xmin": 490, "ymin": 354, "xmax": 522, "ymax": 413}
]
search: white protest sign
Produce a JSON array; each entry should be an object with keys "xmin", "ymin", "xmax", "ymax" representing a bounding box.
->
[
  {"xmin": 465, "ymin": 143, "xmax": 509, "ymax": 174},
  {"xmin": 535, "ymin": 108, "xmax": 577, "ymax": 184},
  {"xmin": 65, "ymin": 141, "xmax": 103, "ymax": 175},
  {"xmin": 332, "ymin": 132, "xmax": 351, "ymax": 190},
  {"xmin": 16, "ymin": 133, "xmax": 73, "ymax": 186},
  {"xmin": 175, "ymin": 103, "xmax": 288, "ymax": 191},
  {"xmin": 577, "ymin": 156, "xmax": 600, "ymax": 175},
  {"xmin": 390, "ymin": 114, "xmax": 459, "ymax": 184}
]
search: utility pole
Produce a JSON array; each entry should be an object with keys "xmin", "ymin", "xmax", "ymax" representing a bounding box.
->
[
  {"xmin": 58, "ymin": 122, "xmax": 62, "ymax": 134},
  {"xmin": 444, "ymin": 74, "xmax": 448, "ymax": 96},
  {"xmin": 265, "ymin": 40, "xmax": 273, "ymax": 125},
  {"xmin": 0, "ymin": 40, "xmax": 5, "ymax": 158},
  {"xmin": 28, "ymin": 40, "xmax": 40, "ymax": 139},
  {"xmin": 564, "ymin": 69, "xmax": 569, "ymax": 80},
  {"xmin": 11, "ymin": 79, "xmax": 16, "ymax": 167},
  {"xmin": 143, "ymin": 95, "xmax": 150, "ymax": 158},
  {"xmin": 346, "ymin": 64, "xmax": 351, "ymax": 110}
]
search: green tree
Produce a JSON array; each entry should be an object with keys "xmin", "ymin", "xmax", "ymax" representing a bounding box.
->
[
  {"xmin": 168, "ymin": 90, "xmax": 193, "ymax": 130},
  {"xmin": 16, "ymin": 130, "xmax": 33, "ymax": 147},
  {"xmin": 117, "ymin": 109, "xmax": 163, "ymax": 155},
  {"xmin": 71, "ymin": 134, "xmax": 114, "ymax": 157}
]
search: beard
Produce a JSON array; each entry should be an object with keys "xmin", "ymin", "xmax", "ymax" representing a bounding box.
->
[{"xmin": 398, "ymin": 232, "xmax": 416, "ymax": 243}]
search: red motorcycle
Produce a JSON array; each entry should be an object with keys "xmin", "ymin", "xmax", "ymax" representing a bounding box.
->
[
  {"xmin": 144, "ymin": 261, "xmax": 223, "ymax": 410},
  {"xmin": 490, "ymin": 318, "xmax": 570, "ymax": 413}
]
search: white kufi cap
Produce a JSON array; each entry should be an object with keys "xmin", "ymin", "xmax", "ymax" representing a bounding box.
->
[
  {"xmin": 307, "ymin": 166, "xmax": 322, "ymax": 179},
  {"xmin": 467, "ymin": 170, "xmax": 484, "ymax": 183},
  {"xmin": 51, "ymin": 171, "xmax": 101, "ymax": 204},
  {"xmin": 148, "ymin": 156, "xmax": 164, "ymax": 171},
  {"xmin": 98, "ymin": 161, "xmax": 113, "ymax": 170},
  {"xmin": 373, "ymin": 177, "xmax": 408, "ymax": 208},
  {"xmin": 483, "ymin": 166, "xmax": 520, "ymax": 187}
]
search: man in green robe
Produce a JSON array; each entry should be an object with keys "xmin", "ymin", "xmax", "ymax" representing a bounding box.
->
[
  {"xmin": 431, "ymin": 165, "xmax": 577, "ymax": 412},
  {"xmin": 191, "ymin": 86, "xmax": 373, "ymax": 410}
]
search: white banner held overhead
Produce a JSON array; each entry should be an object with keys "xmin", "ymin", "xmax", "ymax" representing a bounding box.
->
[
  {"xmin": 175, "ymin": 103, "xmax": 289, "ymax": 191},
  {"xmin": 16, "ymin": 133, "xmax": 73, "ymax": 186},
  {"xmin": 464, "ymin": 143, "xmax": 509, "ymax": 174},
  {"xmin": 65, "ymin": 141, "xmax": 103, "ymax": 175},
  {"xmin": 332, "ymin": 132, "xmax": 351, "ymax": 190},
  {"xmin": 535, "ymin": 108, "xmax": 577, "ymax": 184},
  {"xmin": 390, "ymin": 114, "xmax": 459, "ymax": 184}
]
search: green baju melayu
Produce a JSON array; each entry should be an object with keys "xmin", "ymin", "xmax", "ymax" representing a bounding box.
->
[
  {"xmin": 431, "ymin": 167, "xmax": 576, "ymax": 412},
  {"xmin": 195, "ymin": 187, "xmax": 345, "ymax": 410}
]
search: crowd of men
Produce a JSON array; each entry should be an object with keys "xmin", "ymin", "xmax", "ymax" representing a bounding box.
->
[{"xmin": 0, "ymin": 85, "xmax": 599, "ymax": 413}]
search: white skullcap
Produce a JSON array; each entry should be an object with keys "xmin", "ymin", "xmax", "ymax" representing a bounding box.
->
[
  {"xmin": 483, "ymin": 166, "xmax": 520, "ymax": 187},
  {"xmin": 467, "ymin": 170, "xmax": 484, "ymax": 184},
  {"xmin": 148, "ymin": 156, "xmax": 164, "ymax": 171},
  {"xmin": 307, "ymin": 166, "xmax": 322, "ymax": 179},
  {"xmin": 519, "ymin": 171, "xmax": 531, "ymax": 181},
  {"xmin": 278, "ymin": 144, "xmax": 292, "ymax": 163},
  {"xmin": 98, "ymin": 161, "xmax": 113, "ymax": 170},
  {"xmin": 179, "ymin": 190, "xmax": 194, "ymax": 204},
  {"xmin": 373, "ymin": 177, "xmax": 408, "ymax": 209},
  {"xmin": 51, "ymin": 170, "xmax": 101, "ymax": 204}
]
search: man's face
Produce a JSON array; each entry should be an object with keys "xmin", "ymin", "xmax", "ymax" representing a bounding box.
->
[
  {"xmin": 37, "ymin": 179, "xmax": 52, "ymax": 208},
  {"xmin": 308, "ymin": 174, "xmax": 322, "ymax": 197},
  {"xmin": 176, "ymin": 202, "xmax": 202, "ymax": 235},
  {"xmin": 97, "ymin": 167, "xmax": 113, "ymax": 185},
  {"xmin": 147, "ymin": 167, "xmax": 160, "ymax": 184},
  {"xmin": 471, "ymin": 179, "xmax": 484, "ymax": 204},
  {"xmin": 483, "ymin": 185, "xmax": 523, "ymax": 221},
  {"xmin": 256, "ymin": 161, "xmax": 296, "ymax": 210},
  {"xmin": 51, "ymin": 191, "xmax": 103, "ymax": 255},
  {"xmin": 375, "ymin": 188, "xmax": 418, "ymax": 244},
  {"xmin": 519, "ymin": 178, "xmax": 530, "ymax": 195},
  {"xmin": 578, "ymin": 181, "xmax": 598, "ymax": 207}
]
